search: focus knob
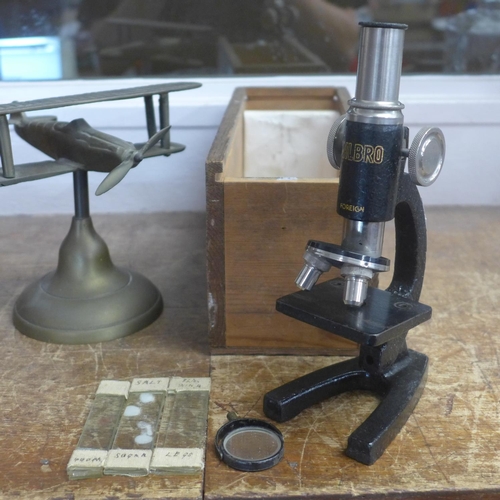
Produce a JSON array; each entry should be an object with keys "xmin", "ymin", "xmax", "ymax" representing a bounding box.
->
[
  {"xmin": 408, "ymin": 127, "xmax": 445, "ymax": 186},
  {"xmin": 326, "ymin": 114, "xmax": 346, "ymax": 170}
]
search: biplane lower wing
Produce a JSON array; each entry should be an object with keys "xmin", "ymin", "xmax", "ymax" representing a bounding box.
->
[{"xmin": 0, "ymin": 159, "xmax": 80, "ymax": 186}]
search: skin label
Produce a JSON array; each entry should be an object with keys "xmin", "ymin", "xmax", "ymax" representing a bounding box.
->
[
  {"xmin": 104, "ymin": 450, "xmax": 153, "ymax": 477},
  {"xmin": 67, "ymin": 450, "xmax": 109, "ymax": 480},
  {"xmin": 169, "ymin": 377, "xmax": 211, "ymax": 392},
  {"xmin": 129, "ymin": 378, "xmax": 170, "ymax": 393},
  {"xmin": 150, "ymin": 448, "xmax": 204, "ymax": 475}
]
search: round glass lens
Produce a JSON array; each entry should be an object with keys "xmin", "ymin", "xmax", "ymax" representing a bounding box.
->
[{"xmin": 222, "ymin": 426, "xmax": 282, "ymax": 461}]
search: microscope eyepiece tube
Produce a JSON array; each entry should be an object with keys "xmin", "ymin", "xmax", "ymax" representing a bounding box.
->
[
  {"xmin": 337, "ymin": 22, "xmax": 407, "ymax": 224},
  {"xmin": 354, "ymin": 22, "xmax": 407, "ymax": 108}
]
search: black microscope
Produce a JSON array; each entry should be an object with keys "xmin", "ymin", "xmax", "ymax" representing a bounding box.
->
[{"xmin": 263, "ymin": 22, "xmax": 445, "ymax": 465}]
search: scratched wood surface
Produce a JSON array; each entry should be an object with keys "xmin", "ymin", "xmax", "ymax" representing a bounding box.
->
[
  {"xmin": 206, "ymin": 207, "xmax": 500, "ymax": 500},
  {"xmin": 0, "ymin": 212, "xmax": 209, "ymax": 500},
  {"xmin": 2, "ymin": 208, "xmax": 500, "ymax": 499}
]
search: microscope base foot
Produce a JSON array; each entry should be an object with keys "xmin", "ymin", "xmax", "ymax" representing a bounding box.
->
[
  {"xmin": 346, "ymin": 350, "xmax": 428, "ymax": 464},
  {"xmin": 263, "ymin": 349, "xmax": 428, "ymax": 465}
]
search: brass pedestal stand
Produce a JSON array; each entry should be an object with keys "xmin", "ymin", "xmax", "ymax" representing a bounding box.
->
[{"xmin": 13, "ymin": 170, "xmax": 163, "ymax": 344}]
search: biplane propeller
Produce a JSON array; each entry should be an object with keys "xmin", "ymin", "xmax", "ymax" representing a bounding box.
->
[{"xmin": 0, "ymin": 82, "xmax": 200, "ymax": 194}]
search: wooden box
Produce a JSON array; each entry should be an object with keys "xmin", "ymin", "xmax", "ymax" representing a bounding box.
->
[{"xmin": 206, "ymin": 87, "xmax": 356, "ymax": 354}]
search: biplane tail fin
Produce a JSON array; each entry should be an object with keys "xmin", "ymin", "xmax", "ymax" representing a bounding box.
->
[{"xmin": 95, "ymin": 125, "xmax": 171, "ymax": 196}]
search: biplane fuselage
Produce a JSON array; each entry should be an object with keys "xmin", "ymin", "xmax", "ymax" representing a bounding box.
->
[{"xmin": 14, "ymin": 117, "xmax": 137, "ymax": 173}]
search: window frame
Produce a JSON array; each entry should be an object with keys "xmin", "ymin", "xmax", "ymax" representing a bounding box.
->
[{"xmin": 0, "ymin": 73, "xmax": 497, "ymax": 214}]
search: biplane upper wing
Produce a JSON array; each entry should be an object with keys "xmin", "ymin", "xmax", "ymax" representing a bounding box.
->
[
  {"xmin": 0, "ymin": 82, "xmax": 200, "ymax": 186},
  {"xmin": 0, "ymin": 82, "xmax": 200, "ymax": 115}
]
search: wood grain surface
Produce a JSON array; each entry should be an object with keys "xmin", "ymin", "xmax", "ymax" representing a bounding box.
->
[
  {"xmin": 0, "ymin": 212, "xmax": 209, "ymax": 500},
  {"xmin": 223, "ymin": 179, "xmax": 353, "ymax": 351},
  {"xmin": 206, "ymin": 207, "xmax": 500, "ymax": 500},
  {"xmin": 1, "ymin": 208, "xmax": 499, "ymax": 499}
]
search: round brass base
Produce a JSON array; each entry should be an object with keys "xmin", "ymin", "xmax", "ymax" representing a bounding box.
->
[
  {"xmin": 13, "ymin": 269, "xmax": 163, "ymax": 344},
  {"xmin": 13, "ymin": 216, "xmax": 163, "ymax": 344}
]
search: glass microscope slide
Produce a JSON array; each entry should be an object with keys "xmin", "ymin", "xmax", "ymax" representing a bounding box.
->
[
  {"xmin": 67, "ymin": 380, "xmax": 130, "ymax": 480},
  {"xmin": 150, "ymin": 377, "xmax": 211, "ymax": 475},
  {"xmin": 104, "ymin": 378, "xmax": 169, "ymax": 477}
]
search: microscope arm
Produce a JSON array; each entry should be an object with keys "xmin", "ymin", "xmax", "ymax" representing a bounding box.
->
[{"xmin": 387, "ymin": 172, "xmax": 427, "ymax": 303}]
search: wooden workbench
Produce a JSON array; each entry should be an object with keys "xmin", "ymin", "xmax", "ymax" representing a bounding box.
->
[{"xmin": 0, "ymin": 208, "xmax": 499, "ymax": 499}]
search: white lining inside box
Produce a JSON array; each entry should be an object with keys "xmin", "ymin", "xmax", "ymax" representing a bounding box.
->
[{"xmin": 243, "ymin": 110, "xmax": 340, "ymax": 179}]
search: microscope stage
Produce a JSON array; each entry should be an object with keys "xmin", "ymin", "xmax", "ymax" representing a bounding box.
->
[{"xmin": 276, "ymin": 278, "xmax": 431, "ymax": 346}]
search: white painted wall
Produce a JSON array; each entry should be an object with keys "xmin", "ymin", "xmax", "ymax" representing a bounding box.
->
[{"xmin": 0, "ymin": 74, "xmax": 498, "ymax": 214}]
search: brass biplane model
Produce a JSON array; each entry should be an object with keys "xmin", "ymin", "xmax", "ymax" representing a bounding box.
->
[
  {"xmin": 0, "ymin": 82, "xmax": 200, "ymax": 345},
  {"xmin": 0, "ymin": 82, "xmax": 198, "ymax": 193}
]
